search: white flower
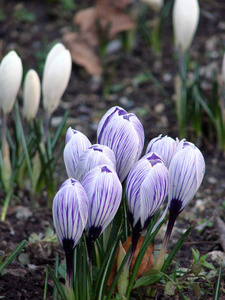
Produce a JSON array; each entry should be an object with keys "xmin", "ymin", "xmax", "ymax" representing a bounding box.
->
[
  {"xmin": 173, "ymin": 0, "xmax": 200, "ymax": 52},
  {"xmin": 221, "ymin": 53, "xmax": 225, "ymax": 85},
  {"xmin": 42, "ymin": 43, "xmax": 72, "ymax": 116},
  {"xmin": 0, "ymin": 51, "xmax": 23, "ymax": 114},
  {"xmin": 23, "ymin": 69, "xmax": 41, "ymax": 121},
  {"xmin": 63, "ymin": 128, "xmax": 92, "ymax": 179}
]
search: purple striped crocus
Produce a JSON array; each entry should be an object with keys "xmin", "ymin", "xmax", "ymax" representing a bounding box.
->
[
  {"xmin": 154, "ymin": 143, "xmax": 205, "ymax": 270},
  {"xmin": 97, "ymin": 106, "xmax": 145, "ymax": 182},
  {"xmin": 52, "ymin": 178, "xmax": 89, "ymax": 288},
  {"xmin": 63, "ymin": 127, "xmax": 91, "ymax": 179},
  {"xmin": 146, "ymin": 135, "xmax": 179, "ymax": 168},
  {"xmin": 126, "ymin": 152, "xmax": 169, "ymax": 254},
  {"xmin": 82, "ymin": 164, "xmax": 122, "ymax": 264},
  {"xmin": 76, "ymin": 144, "xmax": 116, "ymax": 182}
]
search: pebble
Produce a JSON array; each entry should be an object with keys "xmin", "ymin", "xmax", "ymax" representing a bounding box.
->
[
  {"xmin": 207, "ymin": 176, "xmax": 217, "ymax": 184},
  {"xmin": 207, "ymin": 251, "xmax": 225, "ymax": 267},
  {"xmin": 154, "ymin": 103, "xmax": 165, "ymax": 114},
  {"xmin": 163, "ymin": 73, "xmax": 172, "ymax": 82},
  {"xmin": 15, "ymin": 206, "xmax": 33, "ymax": 220}
]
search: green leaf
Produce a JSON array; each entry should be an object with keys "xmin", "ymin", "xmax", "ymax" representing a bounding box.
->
[
  {"xmin": 191, "ymin": 248, "xmax": 200, "ymax": 262},
  {"xmin": 58, "ymin": 264, "xmax": 66, "ymax": 279},
  {"xmin": 191, "ymin": 262, "xmax": 202, "ymax": 276},
  {"xmin": 132, "ymin": 274, "xmax": 162, "ymax": 289},
  {"xmin": 191, "ymin": 282, "xmax": 201, "ymax": 300},
  {"xmin": 0, "ymin": 240, "xmax": 28, "ymax": 273},
  {"xmin": 47, "ymin": 265, "xmax": 66, "ymax": 300},
  {"xmin": 202, "ymin": 261, "xmax": 215, "ymax": 271},
  {"xmin": 161, "ymin": 226, "xmax": 193, "ymax": 274},
  {"xmin": 165, "ymin": 281, "xmax": 176, "ymax": 296},
  {"xmin": 213, "ymin": 264, "xmax": 222, "ymax": 300}
]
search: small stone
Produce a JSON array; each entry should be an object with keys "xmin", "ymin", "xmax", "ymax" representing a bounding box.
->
[
  {"xmin": 154, "ymin": 103, "xmax": 165, "ymax": 114},
  {"xmin": 207, "ymin": 177, "xmax": 217, "ymax": 184},
  {"xmin": 7, "ymin": 268, "xmax": 27, "ymax": 277},
  {"xmin": 163, "ymin": 73, "xmax": 172, "ymax": 82},
  {"xmin": 15, "ymin": 206, "xmax": 32, "ymax": 220},
  {"xmin": 207, "ymin": 251, "xmax": 225, "ymax": 267}
]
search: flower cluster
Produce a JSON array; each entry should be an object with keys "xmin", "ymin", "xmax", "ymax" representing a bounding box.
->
[{"xmin": 52, "ymin": 105, "xmax": 205, "ymax": 290}]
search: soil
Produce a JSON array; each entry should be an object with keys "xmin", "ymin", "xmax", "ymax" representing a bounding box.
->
[{"xmin": 0, "ymin": 0, "xmax": 225, "ymax": 299}]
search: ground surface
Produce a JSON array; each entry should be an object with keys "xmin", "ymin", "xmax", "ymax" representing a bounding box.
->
[{"xmin": 0, "ymin": 0, "xmax": 225, "ymax": 299}]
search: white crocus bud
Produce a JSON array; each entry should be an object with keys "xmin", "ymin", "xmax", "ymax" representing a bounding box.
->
[
  {"xmin": 173, "ymin": 0, "xmax": 200, "ymax": 52},
  {"xmin": 23, "ymin": 69, "xmax": 41, "ymax": 121},
  {"xmin": 42, "ymin": 43, "xmax": 72, "ymax": 116},
  {"xmin": 221, "ymin": 53, "xmax": 225, "ymax": 85},
  {"xmin": 0, "ymin": 51, "xmax": 23, "ymax": 114},
  {"xmin": 141, "ymin": 0, "xmax": 163, "ymax": 12}
]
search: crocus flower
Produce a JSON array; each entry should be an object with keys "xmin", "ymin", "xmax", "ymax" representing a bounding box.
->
[
  {"xmin": 23, "ymin": 69, "xmax": 41, "ymax": 121},
  {"xmin": 76, "ymin": 144, "xmax": 116, "ymax": 182},
  {"xmin": 154, "ymin": 143, "xmax": 205, "ymax": 270},
  {"xmin": 222, "ymin": 53, "xmax": 225, "ymax": 84},
  {"xmin": 82, "ymin": 164, "xmax": 122, "ymax": 263},
  {"xmin": 97, "ymin": 106, "xmax": 144, "ymax": 182},
  {"xmin": 126, "ymin": 152, "xmax": 169, "ymax": 246},
  {"xmin": 42, "ymin": 43, "xmax": 72, "ymax": 116},
  {"xmin": 52, "ymin": 178, "xmax": 89, "ymax": 288},
  {"xmin": 63, "ymin": 128, "xmax": 92, "ymax": 179},
  {"xmin": 146, "ymin": 135, "xmax": 178, "ymax": 168},
  {"xmin": 173, "ymin": 0, "xmax": 200, "ymax": 53},
  {"xmin": 0, "ymin": 50, "xmax": 23, "ymax": 115}
]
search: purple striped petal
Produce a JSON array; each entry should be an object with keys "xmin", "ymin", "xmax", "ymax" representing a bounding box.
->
[
  {"xmin": 63, "ymin": 128, "xmax": 91, "ymax": 179},
  {"xmin": 126, "ymin": 152, "xmax": 169, "ymax": 230},
  {"xmin": 146, "ymin": 135, "xmax": 179, "ymax": 168},
  {"xmin": 76, "ymin": 144, "xmax": 116, "ymax": 182},
  {"xmin": 168, "ymin": 145, "xmax": 205, "ymax": 214},
  {"xmin": 82, "ymin": 165, "xmax": 122, "ymax": 239},
  {"xmin": 52, "ymin": 178, "xmax": 89, "ymax": 251},
  {"xmin": 97, "ymin": 106, "xmax": 144, "ymax": 182}
]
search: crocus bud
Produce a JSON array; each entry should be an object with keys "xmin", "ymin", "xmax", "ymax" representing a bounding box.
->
[
  {"xmin": 52, "ymin": 178, "xmax": 89, "ymax": 251},
  {"xmin": 82, "ymin": 165, "xmax": 122, "ymax": 263},
  {"xmin": 126, "ymin": 152, "xmax": 169, "ymax": 234},
  {"xmin": 221, "ymin": 53, "xmax": 225, "ymax": 85},
  {"xmin": 97, "ymin": 106, "xmax": 144, "ymax": 182},
  {"xmin": 154, "ymin": 143, "xmax": 205, "ymax": 270},
  {"xmin": 42, "ymin": 43, "xmax": 72, "ymax": 116},
  {"xmin": 168, "ymin": 145, "xmax": 205, "ymax": 217},
  {"xmin": 146, "ymin": 135, "xmax": 178, "ymax": 168},
  {"xmin": 0, "ymin": 51, "xmax": 23, "ymax": 114},
  {"xmin": 76, "ymin": 144, "xmax": 116, "ymax": 182},
  {"xmin": 63, "ymin": 128, "xmax": 91, "ymax": 179},
  {"xmin": 141, "ymin": 0, "xmax": 164, "ymax": 12},
  {"xmin": 52, "ymin": 178, "xmax": 89, "ymax": 288},
  {"xmin": 173, "ymin": 0, "xmax": 200, "ymax": 52},
  {"xmin": 23, "ymin": 69, "xmax": 41, "ymax": 121}
]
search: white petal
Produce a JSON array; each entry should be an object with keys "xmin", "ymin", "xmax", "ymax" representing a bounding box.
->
[
  {"xmin": 0, "ymin": 51, "xmax": 23, "ymax": 114},
  {"xmin": 63, "ymin": 130, "xmax": 91, "ymax": 179},
  {"xmin": 23, "ymin": 69, "xmax": 41, "ymax": 121},
  {"xmin": 173, "ymin": 0, "xmax": 200, "ymax": 52}
]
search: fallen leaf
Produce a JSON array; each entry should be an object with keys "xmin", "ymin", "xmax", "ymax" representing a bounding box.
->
[
  {"xmin": 63, "ymin": 32, "xmax": 103, "ymax": 76},
  {"xmin": 107, "ymin": 236, "xmax": 153, "ymax": 290},
  {"xmin": 215, "ymin": 212, "xmax": 225, "ymax": 252}
]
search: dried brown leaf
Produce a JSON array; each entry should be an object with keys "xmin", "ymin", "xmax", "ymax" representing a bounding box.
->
[
  {"xmin": 63, "ymin": 33, "xmax": 103, "ymax": 76},
  {"xmin": 107, "ymin": 236, "xmax": 153, "ymax": 289}
]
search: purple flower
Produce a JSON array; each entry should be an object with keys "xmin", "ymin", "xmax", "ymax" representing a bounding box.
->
[
  {"xmin": 168, "ymin": 144, "xmax": 205, "ymax": 217},
  {"xmin": 82, "ymin": 165, "xmax": 122, "ymax": 240},
  {"xmin": 97, "ymin": 106, "xmax": 144, "ymax": 182},
  {"xmin": 126, "ymin": 152, "xmax": 169, "ymax": 233},
  {"xmin": 63, "ymin": 128, "xmax": 91, "ymax": 179},
  {"xmin": 52, "ymin": 178, "xmax": 89, "ymax": 288},
  {"xmin": 76, "ymin": 144, "xmax": 116, "ymax": 182},
  {"xmin": 52, "ymin": 178, "xmax": 89, "ymax": 251},
  {"xmin": 154, "ymin": 143, "xmax": 205, "ymax": 270},
  {"xmin": 146, "ymin": 135, "xmax": 179, "ymax": 168}
]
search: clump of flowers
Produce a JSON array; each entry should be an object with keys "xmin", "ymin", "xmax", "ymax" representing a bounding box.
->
[{"xmin": 52, "ymin": 106, "xmax": 206, "ymax": 298}]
